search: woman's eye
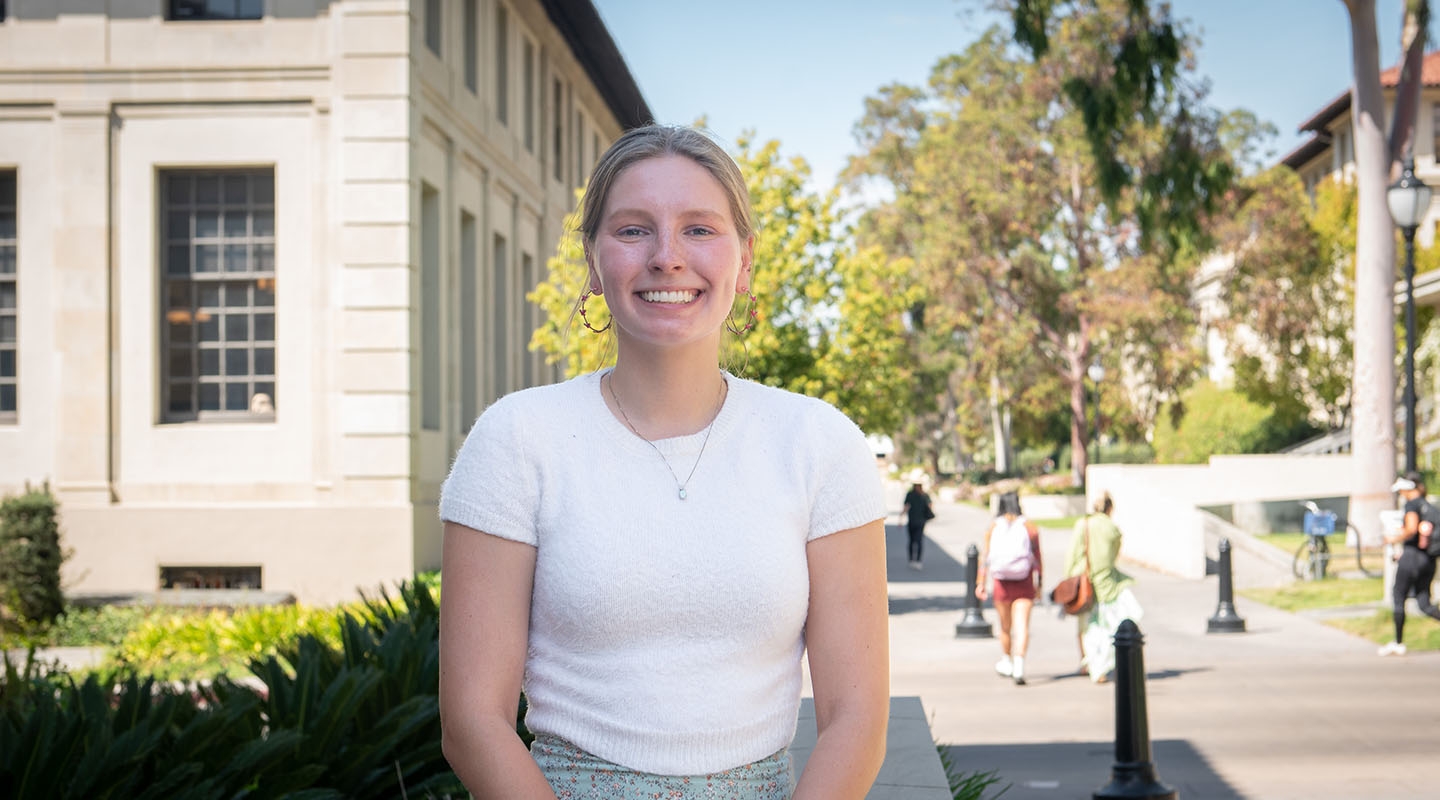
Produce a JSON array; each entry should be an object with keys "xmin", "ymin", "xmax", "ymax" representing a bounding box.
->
[
  {"xmin": 616, "ymin": 226, "xmax": 645, "ymax": 237},
  {"xmin": 687, "ymin": 226, "xmax": 716, "ymax": 236}
]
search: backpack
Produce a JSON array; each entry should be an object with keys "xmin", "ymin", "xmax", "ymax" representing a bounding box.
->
[
  {"xmin": 1421, "ymin": 499, "xmax": 1440, "ymax": 558},
  {"xmin": 987, "ymin": 516, "xmax": 1034, "ymax": 580}
]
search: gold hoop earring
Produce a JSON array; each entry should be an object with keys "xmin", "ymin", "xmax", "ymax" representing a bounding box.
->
[
  {"xmin": 579, "ymin": 290, "xmax": 611, "ymax": 334},
  {"xmin": 726, "ymin": 291, "xmax": 758, "ymax": 335}
]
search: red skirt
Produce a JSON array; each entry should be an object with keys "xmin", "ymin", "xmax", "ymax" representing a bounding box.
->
[{"xmin": 992, "ymin": 575, "xmax": 1037, "ymax": 605}]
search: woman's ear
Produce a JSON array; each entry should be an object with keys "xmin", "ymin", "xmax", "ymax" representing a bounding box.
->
[
  {"xmin": 736, "ymin": 234, "xmax": 756, "ymax": 292},
  {"xmin": 584, "ymin": 246, "xmax": 602, "ymax": 295}
]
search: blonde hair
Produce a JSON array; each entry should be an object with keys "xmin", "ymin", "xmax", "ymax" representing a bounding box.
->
[
  {"xmin": 579, "ymin": 124, "xmax": 753, "ymax": 247},
  {"xmin": 1092, "ymin": 492, "xmax": 1114, "ymax": 515}
]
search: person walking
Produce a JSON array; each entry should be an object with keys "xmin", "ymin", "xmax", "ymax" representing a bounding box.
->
[
  {"xmin": 1064, "ymin": 492, "xmax": 1142, "ymax": 683},
  {"xmin": 1379, "ymin": 470, "xmax": 1440, "ymax": 656},
  {"xmin": 436, "ymin": 124, "xmax": 889, "ymax": 799},
  {"xmin": 901, "ymin": 472, "xmax": 935, "ymax": 570},
  {"xmin": 976, "ymin": 491, "xmax": 1041, "ymax": 685}
]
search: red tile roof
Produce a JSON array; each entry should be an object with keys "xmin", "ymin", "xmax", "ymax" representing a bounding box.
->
[{"xmin": 1299, "ymin": 50, "xmax": 1440, "ymax": 134}]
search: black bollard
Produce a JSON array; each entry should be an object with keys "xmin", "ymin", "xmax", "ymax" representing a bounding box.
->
[
  {"xmin": 955, "ymin": 544, "xmax": 993, "ymax": 638},
  {"xmin": 1093, "ymin": 620, "xmax": 1176, "ymax": 800},
  {"xmin": 1206, "ymin": 538, "xmax": 1247, "ymax": 634}
]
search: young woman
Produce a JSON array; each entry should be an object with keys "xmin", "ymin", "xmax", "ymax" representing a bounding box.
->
[
  {"xmin": 976, "ymin": 491, "xmax": 1041, "ymax": 685},
  {"xmin": 437, "ymin": 124, "xmax": 889, "ymax": 799},
  {"xmin": 1380, "ymin": 470, "xmax": 1440, "ymax": 656},
  {"xmin": 901, "ymin": 473, "xmax": 935, "ymax": 570},
  {"xmin": 1064, "ymin": 492, "xmax": 1141, "ymax": 683}
]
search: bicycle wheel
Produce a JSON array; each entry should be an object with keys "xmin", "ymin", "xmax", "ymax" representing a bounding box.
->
[
  {"xmin": 1293, "ymin": 539, "xmax": 1312, "ymax": 580},
  {"xmin": 1312, "ymin": 536, "xmax": 1331, "ymax": 579},
  {"xmin": 1348, "ymin": 523, "xmax": 1380, "ymax": 578}
]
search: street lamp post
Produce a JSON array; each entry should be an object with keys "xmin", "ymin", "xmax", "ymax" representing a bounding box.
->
[
  {"xmin": 1088, "ymin": 361, "xmax": 1105, "ymax": 469},
  {"xmin": 1386, "ymin": 157, "xmax": 1432, "ymax": 473}
]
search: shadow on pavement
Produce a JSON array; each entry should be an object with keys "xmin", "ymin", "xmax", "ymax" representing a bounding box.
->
[
  {"xmin": 885, "ymin": 522, "xmax": 966, "ymax": 583},
  {"xmin": 940, "ymin": 739, "xmax": 1248, "ymax": 800},
  {"xmin": 888, "ymin": 595, "xmax": 968, "ymax": 615}
]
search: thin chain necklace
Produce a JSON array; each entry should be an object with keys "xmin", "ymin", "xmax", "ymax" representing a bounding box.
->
[{"xmin": 607, "ymin": 370, "xmax": 727, "ymax": 500}]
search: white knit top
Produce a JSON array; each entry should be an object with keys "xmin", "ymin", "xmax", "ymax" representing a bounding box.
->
[{"xmin": 439, "ymin": 370, "xmax": 885, "ymax": 775}]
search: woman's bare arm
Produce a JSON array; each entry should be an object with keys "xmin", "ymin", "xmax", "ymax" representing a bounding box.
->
[
  {"xmin": 438, "ymin": 522, "xmax": 557, "ymax": 799},
  {"xmin": 794, "ymin": 519, "xmax": 890, "ymax": 799}
]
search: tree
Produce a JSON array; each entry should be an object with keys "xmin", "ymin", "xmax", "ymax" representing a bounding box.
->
[
  {"xmin": 528, "ymin": 134, "xmax": 922, "ymax": 434},
  {"xmin": 1342, "ymin": 0, "xmax": 1428, "ymax": 545},
  {"xmin": 845, "ymin": 17, "xmax": 1222, "ymax": 484},
  {"xmin": 1215, "ymin": 169, "xmax": 1353, "ymax": 433}
]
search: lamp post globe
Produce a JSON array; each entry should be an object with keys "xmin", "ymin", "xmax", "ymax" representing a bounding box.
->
[{"xmin": 1387, "ymin": 157, "xmax": 1432, "ymax": 473}]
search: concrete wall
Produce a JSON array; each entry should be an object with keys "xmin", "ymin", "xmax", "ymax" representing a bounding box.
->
[{"xmin": 1086, "ymin": 454, "xmax": 1354, "ymax": 579}]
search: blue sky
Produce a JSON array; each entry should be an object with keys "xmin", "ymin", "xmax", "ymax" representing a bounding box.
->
[{"xmin": 590, "ymin": 0, "xmax": 1439, "ymax": 191}]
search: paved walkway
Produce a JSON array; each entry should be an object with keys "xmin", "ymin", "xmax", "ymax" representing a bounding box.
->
[{"xmin": 877, "ymin": 485, "xmax": 1440, "ymax": 800}]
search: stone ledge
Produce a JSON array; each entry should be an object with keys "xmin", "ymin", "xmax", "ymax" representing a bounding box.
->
[{"xmin": 791, "ymin": 695, "xmax": 950, "ymax": 798}]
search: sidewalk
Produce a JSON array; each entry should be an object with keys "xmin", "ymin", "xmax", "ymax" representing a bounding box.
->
[{"xmin": 882, "ymin": 486, "xmax": 1440, "ymax": 800}]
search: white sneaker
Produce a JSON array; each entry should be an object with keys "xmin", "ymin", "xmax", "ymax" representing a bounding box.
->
[
  {"xmin": 1012, "ymin": 656, "xmax": 1027, "ymax": 686},
  {"xmin": 994, "ymin": 656, "xmax": 1013, "ymax": 678},
  {"xmin": 1378, "ymin": 641, "xmax": 1407, "ymax": 656},
  {"xmin": 908, "ymin": 560, "xmax": 922, "ymax": 571}
]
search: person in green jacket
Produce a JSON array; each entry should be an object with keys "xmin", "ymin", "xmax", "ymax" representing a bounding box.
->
[{"xmin": 1063, "ymin": 492, "xmax": 1143, "ymax": 683}]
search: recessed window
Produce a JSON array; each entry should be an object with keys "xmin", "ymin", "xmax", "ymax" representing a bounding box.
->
[
  {"xmin": 0, "ymin": 171, "xmax": 15, "ymax": 422},
  {"xmin": 460, "ymin": 211, "xmax": 478, "ymax": 430},
  {"xmin": 425, "ymin": 0, "xmax": 442, "ymax": 56},
  {"xmin": 492, "ymin": 233, "xmax": 508, "ymax": 400},
  {"xmin": 160, "ymin": 564, "xmax": 262, "ymax": 590},
  {"xmin": 421, "ymin": 185, "xmax": 441, "ymax": 431},
  {"xmin": 160, "ymin": 169, "xmax": 277, "ymax": 422},
  {"xmin": 463, "ymin": 0, "xmax": 478, "ymax": 92},
  {"xmin": 495, "ymin": 4, "xmax": 510, "ymax": 126},
  {"xmin": 523, "ymin": 38, "xmax": 536, "ymax": 153},
  {"xmin": 552, "ymin": 79, "xmax": 564, "ymax": 182},
  {"xmin": 168, "ymin": 0, "xmax": 263, "ymax": 20}
]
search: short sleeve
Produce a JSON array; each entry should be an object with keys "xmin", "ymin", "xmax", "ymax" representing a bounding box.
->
[
  {"xmin": 439, "ymin": 396, "xmax": 539, "ymax": 546},
  {"xmin": 807, "ymin": 404, "xmax": 886, "ymax": 541}
]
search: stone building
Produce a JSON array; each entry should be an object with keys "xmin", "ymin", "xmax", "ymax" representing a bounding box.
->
[{"xmin": 0, "ymin": 0, "xmax": 650, "ymax": 602}]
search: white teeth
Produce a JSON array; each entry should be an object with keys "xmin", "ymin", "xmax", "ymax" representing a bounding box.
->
[{"xmin": 640, "ymin": 290, "xmax": 698, "ymax": 304}]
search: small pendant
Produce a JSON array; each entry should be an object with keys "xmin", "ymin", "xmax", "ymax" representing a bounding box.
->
[{"xmin": 678, "ymin": 487, "xmax": 688, "ymax": 500}]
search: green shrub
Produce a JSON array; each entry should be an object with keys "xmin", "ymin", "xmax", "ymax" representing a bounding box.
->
[
  {"xmin": 1153, "ymin": 381, "xmax": 1275, "ymax": 464},
  {"xmin": 0, "ymin": 485, "xmax": 65, "ymax": 629},
  {"xmin": 113, "ymin": 603, "xmax": 343, "ymax": 681},
  {"xmin": 0, "ymin": 578, "xmax": 466, "ymax": 799}
]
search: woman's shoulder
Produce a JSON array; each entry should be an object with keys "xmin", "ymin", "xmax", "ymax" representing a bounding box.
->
[
  {"xmin": 471, "ymin": 372, "xmax": 598, "ymax": 430},
  {"xmin": 728, "ymin": 375, "xmax": 862, "ymax": 433}
]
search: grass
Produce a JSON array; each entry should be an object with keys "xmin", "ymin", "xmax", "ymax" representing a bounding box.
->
[
  {"xmin": 1031, "ymin": 515, "xmax": 1082, "ymax": 530},
  {"xmin": 1241, "ymin": 576, "xmax": 1440, "ymax": 652}
]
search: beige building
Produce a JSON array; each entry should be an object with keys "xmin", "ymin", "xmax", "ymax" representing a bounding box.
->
[{"xmin": 0, "ymin": 0, "xmax": 650, "ymax": 603}]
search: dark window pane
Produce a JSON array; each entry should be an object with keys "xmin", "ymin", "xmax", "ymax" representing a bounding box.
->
[
  {"xmin": 168, "ymin": 348, "xmax": 192, "ymax": 378},
  {"xmin": 199, "ymin": 348, "xmax": 220, "ymax": 375},
  {"xmin": 0, "ymin": 284, "xmax": 14, "ymax": 310},
  {"xmin": 166, "ymin": 282, "xmax": 190, "ymax": 310},
  {"xmin": 0, "ymin": 349, "xmax": 14, "ymax": 378},
  {"xmin": 254, "ymin": 243, "xmax": 274, "ymax": 272},
  {"xmin": 254, "ymin": 381, "xmax": 275, "ymax": 409},
  {"xmin": 224, "ymin": 175, "xmax": 247, "ymax": 204},
  {"xmin": 253, "ymin": 210, "xmax": 273, "ymax": 237},
  {"xmin": 0, "ymin": 249, "xmax": 13, "ymax": 275},
  {"xmin": 253, "ymin": 280, "xmax": 275, "ymax": 307},
  {"xmin": 223, "ymin": 213, "xmax": 247, "ymax": 237},
  {"xmin": 223, "ymin": 244, "xmax": 248, "ymax": 273},
  {"xmin": 252, "ymin": 173, "xmax": 273, "ymax": 203},
  {"xmin": 254, "ymin": 347, "xmax": 274, "ymax": 375},
  {"xmin": 166, "ymin": 175, "xmax": 191, "ymax": 205},
  {"xmin": 0, "ymin": 215, "xmax": 13, "ymax": 240},
  {"xmin": 225, "ymin": 348, "xmax": 248, "ymax": 375},
  {"xmin": 195, "ymin": 245, "xmax": 220, "ymax": 273},
  {"xmin": 196, "ymin": 176, "xmax": 221, "ymax": 203},
  {"xmin": 225, "ymin": 382, "xmax": 248, "ymax": 411},
  {"xmin": 224, "ymin": 314, "xmax": 248, "ymax": 340},
  {"xmin": 167, "ymin": 320, "xmax": 193, "ymax": 345},
  {"xmin": 167, "ymin": 383, "xmax": 191, "ymax": 414},
  {"xmin": 253, "ymin": 312, "xmax": 274, "ymax": 341},
  {"xmin": 0, "ymin": 317, "xmax": 13, "ymax": 344},
  {"xmin": 197, "ymin": 284, "xmax": 221, "ymax": 308},
  {"xmin": 195, "ymin": 211, "xmax": 219, "ymax": 237},
  {"xmin": 225, "ymin": 282, "xmax": 249, "ymax": 307},
  {"xmin": 0, "ymin": 173, "xmax": 15, "ymax": 206},
  {"xmin": 198, "ymin": 383, "xmax": 221, "ymax": 411},
  {"xmin": 166, "ymin": 245, "xmax": 190, "ymax": 275},
  {"xmin": 197, "ymin": 312, "xmax": 220, "ymax": 342},
  {"xmin": 0, "ymin": 384, "xmax": 16, "ymax": 413},
  {"xmin": 167, "ymin": 212, "xmax": 190, "ymax": 240}
]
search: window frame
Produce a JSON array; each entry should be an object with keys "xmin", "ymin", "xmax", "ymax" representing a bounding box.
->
[
  {"xmin": 425, "ymin": 0, "xmax": 443, "ymax": 56},
  {"xmin": 0, "ymin": 170, "xmax": 16, "ymax": 423},
  {"xmin": 159, "ymin": 168, "xmax": 278, "ymax": 424},
  {"xmin": 166, "ymin": 0, "xmax": 263, "ymax": 21}
]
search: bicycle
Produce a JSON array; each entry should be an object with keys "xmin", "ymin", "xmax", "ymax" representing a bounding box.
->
[{"xmin": 1295, "ymin": 501, "xmax": 1380, "ymax": 579}]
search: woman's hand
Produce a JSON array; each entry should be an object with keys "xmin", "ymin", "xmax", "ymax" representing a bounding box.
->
[{"xmin": 974, "ymin": 574, "xmax": 987, "ymax": 601}]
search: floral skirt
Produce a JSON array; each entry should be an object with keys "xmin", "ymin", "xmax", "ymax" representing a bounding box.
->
[{"xmin": 530, "ymin": 734, "xmax": 794, "ymax": 799}]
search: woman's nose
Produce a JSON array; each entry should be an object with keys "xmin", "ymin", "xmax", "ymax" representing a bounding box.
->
[{"xmin": 648, "ymin": 231, "xmax": 683, "ymax": 271}]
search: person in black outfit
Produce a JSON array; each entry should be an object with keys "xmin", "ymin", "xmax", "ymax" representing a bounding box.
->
[
  {"xmin": 1380, "ymin": 470, "xmax": 1440, "ymax": 656},
  {"xmin": 902, "ymin": 478, "xmax": 935, "ymax": 571}
]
